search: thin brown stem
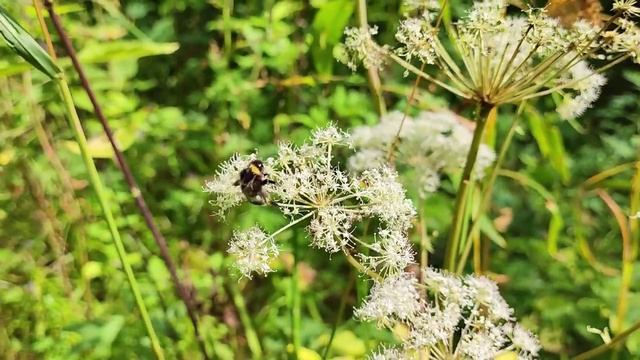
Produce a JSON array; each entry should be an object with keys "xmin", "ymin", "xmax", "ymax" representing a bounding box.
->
[
  {"xmin": 42, "ymin": 1, "xmax": 209, "ymax": 358},
  {"xmin": 386, "ymin": 63, "xmax": 426, "ymax": 163}
]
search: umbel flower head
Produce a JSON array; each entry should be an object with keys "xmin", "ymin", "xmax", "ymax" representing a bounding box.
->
[
  {"xmin": 341, "ymin": 0, "xmax": 640, "ymax": 119},
  {"xmin": 349, "ymin": 110, "xmax": 496, "ymax": 195},
  {"xmin": 204, "ymin": 125, "xmax": 416, "ymax": 278},
  {"xmin": 358, "ymin": 268, "xmax": 541, "ymax": 359}
]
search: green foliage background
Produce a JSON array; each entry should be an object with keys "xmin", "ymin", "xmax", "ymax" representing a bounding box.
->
[{"xmin": 1, "ymin": 0, "xmax": 640, "ymax": 359}]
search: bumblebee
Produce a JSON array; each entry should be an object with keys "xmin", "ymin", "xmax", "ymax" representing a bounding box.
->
[{"xmin": 234, "ymin": 159, "xmax": 275, "ymax": 205}]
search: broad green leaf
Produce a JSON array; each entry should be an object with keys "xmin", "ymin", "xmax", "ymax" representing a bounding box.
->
[
  {"xmin": 0, "ymin": 5, "xmax": 60, "ymax": 79},
  {"xmin": 147, "ymin": 256, "xmax": 171, "ymax": 290}
]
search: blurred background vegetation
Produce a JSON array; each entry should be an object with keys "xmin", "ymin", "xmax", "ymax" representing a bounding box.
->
[{"xmin": 0, "ymin": 0, "xmax": 639, "ymax": 359}]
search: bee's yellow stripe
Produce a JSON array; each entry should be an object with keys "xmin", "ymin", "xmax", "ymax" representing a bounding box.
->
[{"xmin": 249, "ymin": 163, "xmax": 261, "ymax": 175}]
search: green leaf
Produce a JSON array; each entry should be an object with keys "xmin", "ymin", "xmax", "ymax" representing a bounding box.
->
[
  {"xmin": 479, "ymin": 215, "xmax": 507, "ymax": 248},
  {"xmin": 0, "ymin": 5, "xmax": 61, "ymax": 79},
  {"xmin": 77, "ymin": 40, "xmax": 179, "ymax": 63},
  {"xmin": 499, "ymin": 170, "xmax": 564, "ymax": 255},
  {"xmin": 81, "ymin": 261, "xmax": 103, "ymax": 280},
  {"xmin": 329, "ymin": 330, "xmax": 366, "ymax": 356},
  {"xmin": 310, "ymin": 0, "xmax": 354, "ymax": 75},
  {"xmin": 63, "ymin": 127, "xmax": 137, "ymax": 158},
  {"xmin": 526, "ymin": 105, "xmax": 570, "ymax": 183}
]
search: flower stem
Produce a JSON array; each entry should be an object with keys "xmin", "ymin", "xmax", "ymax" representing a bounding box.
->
[
  {"xmin": 444, "ymin": 102, "xmax": 494, "ymax": 272},
  {"xmin": 456, "ymin": 102, "xmax": 524, "ymax": 274},
  {"xmin": 268, "ymin": 211, "xmax": 316, "ymax": 243},
  {"xmin": 291, "ymin": 231, "xmax": 302, "ymax": 358},
  {"xmin": 386, "ymin": 63, "xmax": 425, "ymax": 163},
  {"xmin": 357, "ymin": 0, "xmax": 386, "ymax": 116}
]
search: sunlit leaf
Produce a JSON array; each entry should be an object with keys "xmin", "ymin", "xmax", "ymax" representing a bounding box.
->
[
  {"xmin": 63, "ymin": 128, "xmax": 137, "ymax": 158},
  {"xmin": 77, "ymin": 40, "xmax": 179, "ymax": 63}
]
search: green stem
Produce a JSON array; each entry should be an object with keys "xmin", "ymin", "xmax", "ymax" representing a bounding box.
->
[
  {"xmin": 31, "ymin": 1, "xmax": 164, "ymax": 355},
  {"xmin": 573, "ymin": 320, "xmax": 640, "ymax": 360},
  {"xmin": 456, "ymin": 102, "xmax": 524, "ymax": 274},
  {"xmin": 57, "ymin": 79, "xmax": 165, "ymax": 360},
  {"xmin": 444, "ymin": 102, "xmax": 494, "ymax": 272},
  {"xmin": 357, "ymin": 0, "xmax": 386, "ymax": 116},
  {"xmin": 291, "ymin": 232, "xmax": 302, "ymax": 359},
  {"xmin": 322, "ymin": 270, "xmax": 354, "ymax": 359},
  {"xmin": 229, "ymin": 280, "xmax": 263, "ymax": 359}
]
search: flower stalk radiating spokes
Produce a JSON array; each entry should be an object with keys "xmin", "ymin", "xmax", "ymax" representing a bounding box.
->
[
  {"xmin": 340, "ymin": 0, "xmax": 640, "ymax": 274},
  {"xmin": 341, "ymin": 0, "xmax": 640, "ymax": 118}
]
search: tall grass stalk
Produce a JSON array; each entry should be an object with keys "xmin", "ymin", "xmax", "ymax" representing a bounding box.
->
[
  {"xmin": 322, "ymin": 271, "xmax": 354, "ymax": 359},
  {"xmin": 32, "ymin": 2, "xmax": 165, "ymax": 358},
  {"xmin": 41, "ymin": 2, "xmax": 209, "ymax": 357},
  {"xmin": 228, "ymin": 280, "xmax": 263, "ymax": 358},
  {"xmin": 596, "ymin": 190, "xmax": 633, "ymax": 335},
  {"xmin": 56, "ymin": 74, "xmax": 166, "ymax": 360}
]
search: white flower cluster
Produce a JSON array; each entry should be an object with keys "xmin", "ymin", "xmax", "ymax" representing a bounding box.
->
[
  {"xmin": 349, "ymin": 110, "xmax": 495, "ymax": 195},
  {"xmin": 358, "ymin": 268, "xmax": 541, "ymax": 360},
  {"xmin": 204, "ymin": 125, "xmax": 416, "ymax": 278},
  {"xmin": 341, "ymin": 0, "xmax": 640, "ymax": 119},
  {"xmin": 339, "ymin": 26, "xmax": 388, "ymax": 71}
]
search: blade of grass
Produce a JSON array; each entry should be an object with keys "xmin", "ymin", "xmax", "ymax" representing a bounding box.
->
[
  {"xmin": 41, "ymin": 1, "xmax": 209, "ymax": 357},
  {"xmin": 228, "ymin": 280, "xmax": 263, "ymax": 359},
  {"xmin": 8, "ymin": 3, "xmax": 167, "ymax": 358},
  {"xmin": 595, "ymin": 189, "xmax": 633, "ymax": 334},
  {"xmin": 322, "ymin": 269, "xmax": 354, "ymax": 359},
  {"xmin": 0, "ymin": 5, "xmax": 60, "ymax": 79},
  {"xmin": 497, "ymin": 169, "xmax": 564, "ymax": 256},
  {"xmin": 290, "ymin": 231, "xmax": 302, "ymax": 359}
]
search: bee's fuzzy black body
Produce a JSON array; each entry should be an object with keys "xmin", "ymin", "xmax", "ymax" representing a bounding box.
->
[{"xmin": 234, "ymin": 160, "xmax": 274, "ymax": 205}]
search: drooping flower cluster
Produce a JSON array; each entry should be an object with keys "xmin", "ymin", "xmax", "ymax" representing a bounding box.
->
[
  {"xmin": 349, "ymin": 110, "xmax": 496, "ymax": 195},
  {"xmin": 341, "ymin": 0, "xmax": 640, "ymax": 119},
  {"xmin": 204, "ymin": 125, "xmax": 416, "ymax": 278},
  {"xmin": 358, "ymin": 268, "xmax": 541, "ymax": 359}
]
